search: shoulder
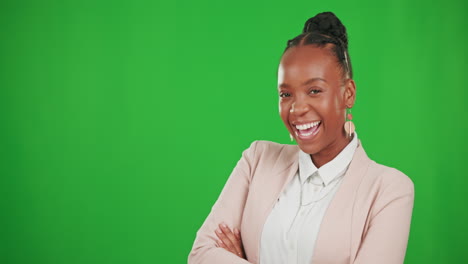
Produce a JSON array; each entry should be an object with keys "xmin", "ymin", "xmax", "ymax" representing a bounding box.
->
[
  {"xmin": 248, "ymin": 140, "xmax": 298, "ymax": 154},
  {"xmin": 364, "ymin": 159, "xmax": 414, "ymax": 198},
  {"xmin": 245, "ymin": 140, "xmax": 298, "ymax": 162},
  {"xmin": 239, "ymin": 140, "xmax": 298, "ymax": 173},
  {"xmin": 353, "ymin": 155, "xmax": 416, "ymax": 228}
]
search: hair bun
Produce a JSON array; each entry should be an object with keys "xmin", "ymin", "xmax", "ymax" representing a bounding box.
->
[{"xmin": 303, "ymin": 11, "xmax": 348, "ymax": 48}]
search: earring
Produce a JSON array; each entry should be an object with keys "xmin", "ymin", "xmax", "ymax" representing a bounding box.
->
[
  {"xmin": 290, "ymin": 133, "xmax": 294, "ymax": 142},
  {"xmin": 344, "ymin": 107, "xmax": 355, "ymax": 138}
]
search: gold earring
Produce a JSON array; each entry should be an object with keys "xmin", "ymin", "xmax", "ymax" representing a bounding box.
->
[{"xmin": 344, "ymin": 107, "xmax": 355, "ymax": 138}]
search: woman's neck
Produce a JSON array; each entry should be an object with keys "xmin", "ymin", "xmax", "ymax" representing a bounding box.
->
[{"xmin": 310, "ymin": 134, "xmax": 353, "ymax": 168}]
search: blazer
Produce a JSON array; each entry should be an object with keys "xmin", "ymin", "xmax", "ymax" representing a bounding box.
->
[{"xmin": 188, "ymin": 139, "xmax": 415, "ymax": 264}]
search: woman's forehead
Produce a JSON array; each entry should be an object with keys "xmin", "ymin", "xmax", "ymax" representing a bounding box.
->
[{"xmin": 278, "ymin": 45, "xmax": 342, "ymax": 86}]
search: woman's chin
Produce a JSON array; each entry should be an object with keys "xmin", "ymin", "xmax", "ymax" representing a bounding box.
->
[{"xmin": 297, "ymin": 144, "xmax": 322, "ymax": 155}]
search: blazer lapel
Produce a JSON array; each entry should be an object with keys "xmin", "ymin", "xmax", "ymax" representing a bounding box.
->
[
  {"xmin": 250, "ymin": 144, "xmax": 299, "ymax": 263},
  {"xmin": 310, "ymin": 139, "xmax": 371, "ymax": 264}
]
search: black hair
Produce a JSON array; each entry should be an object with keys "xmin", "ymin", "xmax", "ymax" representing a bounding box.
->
[{"xmin": 284, "ymin": 12, "xmax": 353, "ymax": 79}]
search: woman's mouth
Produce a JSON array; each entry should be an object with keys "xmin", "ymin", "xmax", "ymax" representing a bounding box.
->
[{"xmin": 293, "ymin": 121, "xmax": 321, "ymax": 140}]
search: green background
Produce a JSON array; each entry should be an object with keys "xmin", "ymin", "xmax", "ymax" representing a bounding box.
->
[{"xmin": 1, "ymin": 0, "xmax": 467, "ymax": 263}]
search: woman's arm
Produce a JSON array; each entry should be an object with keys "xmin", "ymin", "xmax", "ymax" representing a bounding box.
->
[
  {"xmin": 353, "ymin": 174, "xmax": 415, "ymax": 264},
  {"xmin": 187, "ymin": 141, "xmax": 258, "ymax": 264},
  {"xmin": 215, "ymin": 223, "xmax": 245, "ymax": 258}
]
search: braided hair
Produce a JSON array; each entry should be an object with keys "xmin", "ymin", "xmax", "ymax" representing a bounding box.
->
[{"xmin": 284, "ymin": 12, "xmax": 353, "ymax": 79}]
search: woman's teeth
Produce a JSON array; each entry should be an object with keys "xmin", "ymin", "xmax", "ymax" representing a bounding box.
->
[
  {"xmin": 294, "ymin": 121, "xmax": 321, "ymax": 138},
  {"xmin": 295, "ymin": 121, "xmax": 321, "ymax": 130}
]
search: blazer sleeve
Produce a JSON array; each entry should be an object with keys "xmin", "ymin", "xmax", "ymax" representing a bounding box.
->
[
  {"xmin": 354, "ymin": 171, "xmax": 415, "ymax": 264},
  {"xmin": 188, "ymin": 141, "xmax": 258, "ymax": 264}
]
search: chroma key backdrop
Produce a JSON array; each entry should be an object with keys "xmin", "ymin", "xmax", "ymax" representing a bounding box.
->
[{"xmin": 1, "ymin": 0, "xmax": 467, "ymax": 263}]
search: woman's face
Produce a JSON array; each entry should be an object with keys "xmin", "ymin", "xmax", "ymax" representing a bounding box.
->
[{"xmin": 278, "ymin": 44, "xmax": 355, "ymax": 157}]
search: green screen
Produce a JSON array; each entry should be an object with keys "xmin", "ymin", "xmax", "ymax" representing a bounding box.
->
[{"xmin": 1, "ymin": 0, "xmax": 467, "ymax": 263}]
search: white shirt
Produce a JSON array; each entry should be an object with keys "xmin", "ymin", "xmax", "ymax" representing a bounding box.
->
[{"xmin": 259, "ymin": 132, "xmax": 359, "ymax": 264}]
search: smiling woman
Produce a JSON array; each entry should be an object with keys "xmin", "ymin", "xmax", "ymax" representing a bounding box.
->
[
  {"xmin": 278, "ymin": 43, "xmax": 356, "ymax": 167},
  {"xmin": 188, "ymin": 11, "xmax": 414, "ymax": 264}
]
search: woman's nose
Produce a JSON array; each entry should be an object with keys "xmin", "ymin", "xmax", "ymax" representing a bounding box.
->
[{"xmin": 290, "ymin": 100, "xmax": 310, "ymax": 115}]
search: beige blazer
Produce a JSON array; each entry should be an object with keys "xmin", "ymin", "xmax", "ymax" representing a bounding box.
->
[{"xmin": 188, "ymin": 139, "xmax": 415, "ymax": 264}]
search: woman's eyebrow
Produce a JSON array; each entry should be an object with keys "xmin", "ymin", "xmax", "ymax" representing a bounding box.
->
[
  {"xmin": 302, "ymin": 77, "xmax": 327, "ymax": 86},
  {"xmin": 279, "ymin": 77, "xmax": 327, "ymax": 88}
]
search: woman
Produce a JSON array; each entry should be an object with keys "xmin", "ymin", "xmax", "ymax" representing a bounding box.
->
[{"xmin": 188, "ymin": 11, "xmax": 414, "ymax": 264}]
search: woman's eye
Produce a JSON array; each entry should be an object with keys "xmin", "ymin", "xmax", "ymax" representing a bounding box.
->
[
  {"xmin": 279, "ymin": 92, "xmax": 291, "ymax": 98},
  {"xmin": 309, "ymin": 89, "xmax": 321, "ymax": 95}
]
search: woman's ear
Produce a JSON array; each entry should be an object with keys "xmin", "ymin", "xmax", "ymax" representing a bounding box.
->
[{"xmin": 343, "ymin": 79, "xmax": 356, "ymax": 108}]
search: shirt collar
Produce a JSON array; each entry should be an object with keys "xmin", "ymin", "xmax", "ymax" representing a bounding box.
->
[{"xmin": 298, "ymin": 131, "xmax": 359, "ymax": 186}]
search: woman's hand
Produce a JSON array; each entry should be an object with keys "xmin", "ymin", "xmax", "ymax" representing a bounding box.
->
[{"xmin": 215, "ymin": 223, "xmax": 246, "ymax": 259}]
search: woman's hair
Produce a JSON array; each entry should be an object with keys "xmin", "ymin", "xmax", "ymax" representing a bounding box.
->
[{"xmin": 284, "ymin": 12, "xmax": 353, "ymax": 79}]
